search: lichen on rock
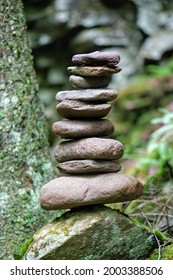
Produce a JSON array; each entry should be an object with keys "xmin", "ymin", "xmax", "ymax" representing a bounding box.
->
[{"xmin": 23, "ymin": 206, "xmax": 157, "ymax": 260}]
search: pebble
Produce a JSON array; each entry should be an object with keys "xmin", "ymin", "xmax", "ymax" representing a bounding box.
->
[
  {"xmin": 56, "ymin": 89, "xmax": 118, "ymax": 102},
  {"xmin": 56, "ymin": 100, "xmax": 111, "ymax": 119},
  {"xmin": 52, "ymin": 119, "xmax": 114, "ymax": 139},
  {"xmin": 72, "ymin": 51, "xmax": 120, "ymax": 67},
  {"xmin": 54, "ymin": 137, "xmax": 124, "ymax": 162},
  {"xmin": 57, "ymin": 159, "xmax": 121, "ymax": 174},
  {"xmin": 40, "ymin": 173, "xmax": 143, "ymax": 210},
  {"xmin": 69, "ymin": 75, "xmax": 111, "ymax": 89},
  {"xmin": 67, "ymin": 66, "xmax": 121, "ymax": 77}
]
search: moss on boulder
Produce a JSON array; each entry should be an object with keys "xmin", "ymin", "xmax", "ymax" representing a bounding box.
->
[{"xmin": 23, "ymin": 206, "xmax": 157, "ymax": 260}]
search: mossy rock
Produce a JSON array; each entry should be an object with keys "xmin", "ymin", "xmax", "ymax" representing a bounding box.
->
[{"xmin": 23, "ymin": 205, "xmax": 157, "ymax": 260}]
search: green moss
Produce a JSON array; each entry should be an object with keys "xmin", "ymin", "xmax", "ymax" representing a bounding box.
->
[
  {"xmin": 154, "ymin": 229, "xmax": 170, "ymax": 243},
  {"xmin": 13, "ymin": 236, "xmax": 34, "ymax": 260},
  {"xmin": 149, "ymin": 244, "xmax": 173, "ymax": 260},
  {"xmin": 23, "ymin": 207, "xmax": 157, "ymax": 260}
]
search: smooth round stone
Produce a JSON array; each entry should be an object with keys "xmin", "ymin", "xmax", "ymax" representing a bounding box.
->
[
  {"xmin": 52, "ymin": 119, "xmax": 114, "ymax": 139},
  {"xmin": 54, "ymin": 137, "xmax": 124, "ymax": 162},
  {"xmin": 56, "ymin": 89, "xmax": 118, "ymax": 102},
  {"xmin": 72, "ymin": 51, "xmax": 120, "ymax": 67},
  {"xmin": 67, "ymin": 66, "xmax": 121, "ymax": 77},
  {"xmin": 69, "ymin": 75, "xmax": 111, "ymax": 89},
  {"xmin": 56, "ymin": 100, "xmax": 111, "ymax": 119},
  {"xmin": 57, "ymin": 159, "xmax": 121, "ymax": 174},
  {"xmin": 40, "ymin": 173, "xmax": 143, "ymax": 210}
]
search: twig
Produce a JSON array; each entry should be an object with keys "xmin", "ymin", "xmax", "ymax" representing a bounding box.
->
[
  {"xmin": 160, "ymin": 224, "xmax": 173, "ymax": 233},
  {"xmin": 129, "ymin": 213, "xmax": 173, "ymax": 218},
  {"xmin": 139, "ymin": 209, "xmax": 162, "ymax": 260}
]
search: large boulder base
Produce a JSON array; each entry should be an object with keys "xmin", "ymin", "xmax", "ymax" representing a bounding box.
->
[{"xmin": 23, "ymin": 206, "xmax": 156, "ymax": 260}]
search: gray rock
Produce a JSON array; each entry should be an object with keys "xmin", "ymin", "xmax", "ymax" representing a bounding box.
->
[
  {"xmin": 67, "ymin": 66, "xmax": 121, "ymax": 76},
  {"xmin": 139, "ymin": 29, "xmax": 173, "ymax": 60},
  {"xmin": 56, "ymin": 100, "xmax": 111, "ymax": 119},
  {"xmin": 52, "ymin": 119, "xmax": 114, "ymax": 139},
  {"xmin": 56, "ymin": 89, "xmax": 118, "ymax": 102},
  {"xmin": 72, "ymin": 51, "xmax": 120, "ymax": 67},
  {"xmin": 132, "ymin": 0, "xmax": 161, "ymax": 35},
  {"xmin": 40, "ymin": 173, "xmax": 143, "ymax": 210},
  {"xmin": 54, "ymin": 137, "xmax": 124, "ymax": 162},
  {"xmin": 23, "ymin": 206, "xmax": 156, "ymax": 260},
  {"xmin": 69, "ymin": 75, "xmax": 111, "ymax": 89},
  {"xmin": 57, "ymin": 159, "xmax": 121, "ymax": 174},
  {"xmin": 158, "ymin": 10, "xmax": 173, "ymax": 29}
]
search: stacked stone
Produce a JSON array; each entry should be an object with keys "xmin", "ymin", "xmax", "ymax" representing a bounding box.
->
[{"xmin": 40, "ymin": 51, "xmax": 143, "ymax": 210}]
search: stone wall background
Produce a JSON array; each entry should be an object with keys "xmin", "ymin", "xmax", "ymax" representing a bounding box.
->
[{"xmin": 23, "ymin": 0, "xmax": 173, "ymax": 148}]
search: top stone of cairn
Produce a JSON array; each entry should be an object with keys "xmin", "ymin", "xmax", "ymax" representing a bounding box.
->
[{"xmin": 72, "ymin": 51, "xmax": 120, "ymax": 68}]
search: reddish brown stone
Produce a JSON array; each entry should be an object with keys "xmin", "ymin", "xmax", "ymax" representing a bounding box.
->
[
  {"xmin": 72, "ymin": 51, "xmax": 120, "ymax": 67},
  {"xmin": 52, "ymin": 119, "xmax": 114, "ymax": 139},
  {"xmin": 57, "ymin": 159, "xmax": 121, "ymax": 174},
  {"xmin": 40, "ymin": 173, "xmax": 143, "ymax": 210},
  {"xmin": 54, "ymin": 137, "xmax": 124, "ymax": 162},
  {"xmin": 69, "ymin": 75, "xmax": 111, "ymax": 89},
  {"xmin": 56, "ymin": 89, "xmax": 118, "ymax": 102},
  {"xmin": 56, "ymin": 100, "xmax": 111, "ymax": 119}
]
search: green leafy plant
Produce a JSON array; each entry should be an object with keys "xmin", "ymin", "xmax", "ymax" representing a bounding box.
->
[
  {"xmin": 124, "ymin": 108, "xmax": 173, "ymax": 235},
  {"xmin": 138, "ymin": 108, "xmax": 173, "ymax": 180},
  {"xmin": 146, "ymin": 60, "xmax": 173, "ymax": 78}
]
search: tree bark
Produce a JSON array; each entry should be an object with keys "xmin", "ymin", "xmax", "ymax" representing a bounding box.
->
[{"xmin": 0, "ymin": 0, "xmax": 56, "ymax": 259}]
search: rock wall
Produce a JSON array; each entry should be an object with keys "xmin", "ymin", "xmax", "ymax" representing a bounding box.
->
[
  {"xmin": 23, "ymin": 0, "xmax": 173, "ymax": 132},
  {"xmin": 23, "ymin": 0, "xmax": 173, "ymax": 82}
]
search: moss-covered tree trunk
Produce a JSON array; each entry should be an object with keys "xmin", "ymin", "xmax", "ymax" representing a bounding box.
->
[{"xmin": 0, "ymin": 0, "xmax": 56, "ymax": 259}]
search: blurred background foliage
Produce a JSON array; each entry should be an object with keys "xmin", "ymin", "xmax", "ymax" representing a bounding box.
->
[{"xmin": 23, "ymin": 0, "xmax": 173, "ymax": 239}]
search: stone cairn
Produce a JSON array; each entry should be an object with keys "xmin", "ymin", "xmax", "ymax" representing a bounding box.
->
[{"xmin": 40, "ymin": 51, "xmax": 144, "ymax": 210}]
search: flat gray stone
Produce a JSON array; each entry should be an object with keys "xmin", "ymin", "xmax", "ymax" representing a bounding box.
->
[
  {"xmin": 40, "ymin": 173, "xmax": 144, "ymax": 210},
  {"xmin": 24, "ymin": 206, "xmax": 156, "ymax": 260},
  {"xmin": 56, "ymin": 89, "xmax": 118, "ymax": 102},
  {"xmin": 57, "ymin": 159, "xmax": 121, "ymax": 174},
  {"xmin": 52, "ymin": 119, "xmax": 114, "ymax": 139},
  {"xmin": 69, "ymin": 75, "xmax": 111, "ymax": 89},
  {"xmin": 67, "ymin": 66, "xmax": 121, "ymax": 76},
  {"xmin": 54, "ymin": 137, "xmax": 124, "ymax": 162},
  {"xmin": 56, "ymin": 100, "xmax": 111, "ymax": 119},
  {"xmin": 72, "ymin": 51, "xmax": 120, "ymax": 67}
]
